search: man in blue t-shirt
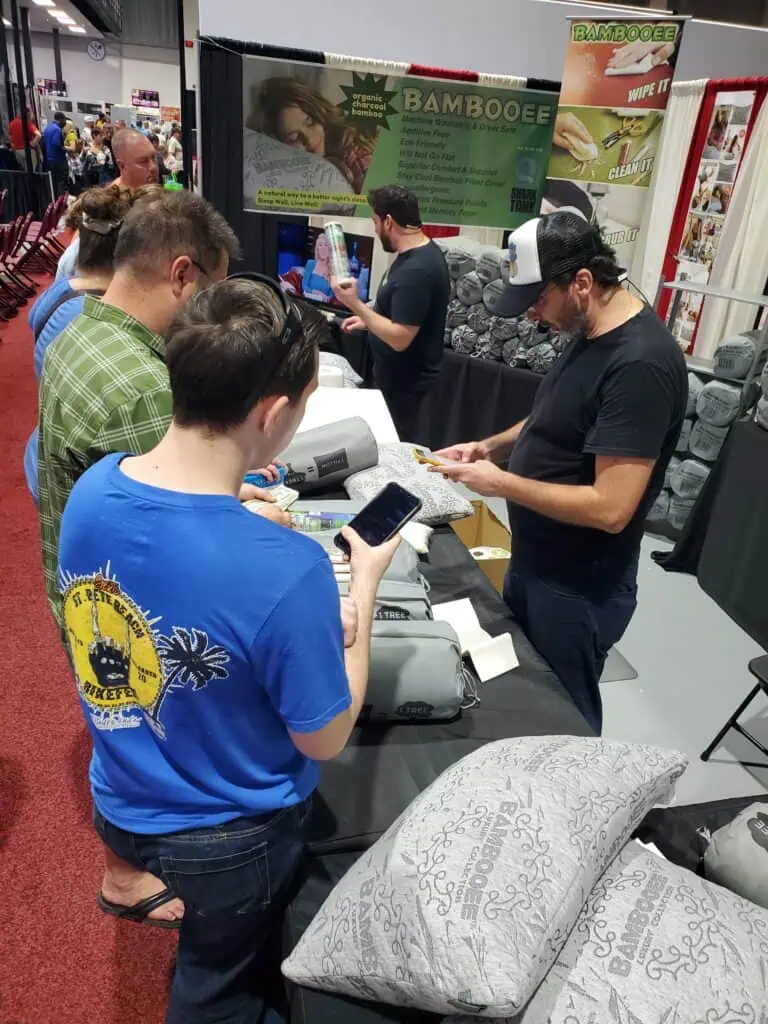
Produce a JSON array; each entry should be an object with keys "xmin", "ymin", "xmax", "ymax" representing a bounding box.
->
[
  {"xmin": 43, "ymin": 111, "xmax": 69, "ymax": 196},
  {"xmin": 58, "ymin": 275, "xmax": 399, "ymax": 1024}
]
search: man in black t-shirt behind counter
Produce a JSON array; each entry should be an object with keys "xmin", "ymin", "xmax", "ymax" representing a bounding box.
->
[
  {"xmin": 436, "ymin": 211, "xmax": 687, "ymax": 734},
  {"xmin": 332, "ymin": 185, "xmax": 450, "ymax": 442}
]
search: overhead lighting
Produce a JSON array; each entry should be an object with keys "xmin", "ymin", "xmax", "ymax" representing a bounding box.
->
[
  {"xmin": 33, "ymin": 0, "xmax": 57, "ymax": 7},
  {"xmin": 2, "ymin": 17, "xmax": 11, "ymax": 26},
  {"xmin": 52, "ymin": 12, "xmax": 75, "ymax": 21},
  {"xmin": 68, "ymin": 25, "xmax": 87, "ymax": 33}
]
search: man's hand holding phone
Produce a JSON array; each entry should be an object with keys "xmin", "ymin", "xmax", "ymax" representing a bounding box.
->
[{"xmin": 435, "ymin": 440, "xmax": 490, "ymax": 464}]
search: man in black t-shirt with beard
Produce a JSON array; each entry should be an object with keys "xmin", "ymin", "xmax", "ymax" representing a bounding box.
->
[
  {"xmin": 436, "ymin": 211, "xmax": 687, "ymax": 734},
  {"xmin": 333, "ymin": 185, "xmax": 450, "ymax": 442}
]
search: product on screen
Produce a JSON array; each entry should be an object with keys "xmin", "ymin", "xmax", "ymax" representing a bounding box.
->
[
  {"xmin": 276, "ymin": 221, "xmax": 373, "ymax": 308},
  {"xmin": 334, "ymin": 483, "xmax": 423, "ymax": 556},
  {"xmin": 324, "ymin": 221, "xmax": 353, "ymax": 286}
]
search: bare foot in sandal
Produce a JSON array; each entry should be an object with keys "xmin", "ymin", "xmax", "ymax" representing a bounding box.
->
[{"xmin": 100, "ymin": 849, "xmax": 184, "ymax": 925}]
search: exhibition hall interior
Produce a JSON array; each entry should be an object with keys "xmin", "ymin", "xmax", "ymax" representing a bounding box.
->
[{"xmin": 2, "ymin": 0, "xmax": 768, "ymax": 1020}]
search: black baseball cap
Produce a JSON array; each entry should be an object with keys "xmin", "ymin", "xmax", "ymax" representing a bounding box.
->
[{"xmin": 495, "ymin": 210, "xmax": 614, "ymax": 318}]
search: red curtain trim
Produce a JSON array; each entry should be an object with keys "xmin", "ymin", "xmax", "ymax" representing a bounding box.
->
[{"xmin": 407, "ymin": 65, "xmax": 479, "ymax": 83}]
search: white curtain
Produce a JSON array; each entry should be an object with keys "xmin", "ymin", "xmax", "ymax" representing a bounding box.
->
[
  {"xmin": 629, "ymin": 80, "xmax": 707, "ymax": 303},
  {"xmin": 695, "ymin": 97, "xmax": 768, "ymax": 359}
]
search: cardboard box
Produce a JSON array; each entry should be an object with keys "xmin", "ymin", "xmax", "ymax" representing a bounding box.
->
[{"xmin": 450, "ymin": 501, "xmax": 512, "ymax": 594}]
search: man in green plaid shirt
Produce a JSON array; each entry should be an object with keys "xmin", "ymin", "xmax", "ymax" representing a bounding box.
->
[{"xmin": 39, "ymin": 189, "xmax": 240, "ymax": 630}]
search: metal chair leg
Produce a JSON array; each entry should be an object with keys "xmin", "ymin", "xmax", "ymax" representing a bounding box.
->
[{"xmin": 701, "ymin": 682, "xmax": 764, "ymax": 761}]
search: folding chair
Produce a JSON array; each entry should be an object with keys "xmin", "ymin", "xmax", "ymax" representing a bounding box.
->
[{"xmin": 697, "ymin": 419, "xmax": 768, "ymax": 765}]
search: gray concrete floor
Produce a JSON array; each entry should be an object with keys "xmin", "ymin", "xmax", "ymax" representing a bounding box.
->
[{"xmin": 477, "ymin": 491, "xmax": 768, "ymax": 806}]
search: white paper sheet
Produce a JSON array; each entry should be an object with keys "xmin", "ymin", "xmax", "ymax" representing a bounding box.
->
[
  {"xmin": 296, "ymin": 387, "xmax": 399, "ymax": 445},
  {"xmin": 469, "ymin": 633, "xmax": 520, "ymax": 683},
  {"xmin": 432, "ymin": 598, "xmax": 491, "ymax": 654}
]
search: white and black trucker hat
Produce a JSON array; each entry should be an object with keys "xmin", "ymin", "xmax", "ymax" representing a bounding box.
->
[{"xmin": 495, "ymin": 209, "xmax": 613, "ymax": 319}]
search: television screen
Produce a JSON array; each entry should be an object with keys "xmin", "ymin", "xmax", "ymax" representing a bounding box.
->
[{"xmin": 277, "ymin": 222, "xmax": 374, "ymax": 308}]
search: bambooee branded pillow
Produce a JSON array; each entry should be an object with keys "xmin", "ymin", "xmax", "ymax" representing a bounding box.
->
[
  {"xmin": 689, "ymin": 419, "xmax": 728, "ymax": 463},
  {"xmin": 696, "ymin": 379, "xmax": 742, "ymax": 427},
  {"xmin": 453, "ymin": 842, "xmax": 768, "ymax": 1024},
  {"xmin": 456, "ymin": 272, "xmax": 484, "ymax": 306},
  {"xmin": 283, "ymin": 737, "xmax": 687, "ymax": 1016}
]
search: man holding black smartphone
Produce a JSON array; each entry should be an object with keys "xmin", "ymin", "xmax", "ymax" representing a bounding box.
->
[
  {"xmin": 56, "ymin": 275, "xmax": 399, "ymax": 1023},
  {"xmin": 332, "ymin": 185, "xmax": 450, "ymax": 443}
]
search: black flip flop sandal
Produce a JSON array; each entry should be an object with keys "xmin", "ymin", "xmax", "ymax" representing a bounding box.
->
[{"xmin": 97, "ymin": 887, "xmax": 182, "ymax": 929}]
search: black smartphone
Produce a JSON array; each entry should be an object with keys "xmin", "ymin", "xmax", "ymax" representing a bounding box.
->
[{"xmin": 334, "ymin": 483, "xmax": 422, "ymax": 556}]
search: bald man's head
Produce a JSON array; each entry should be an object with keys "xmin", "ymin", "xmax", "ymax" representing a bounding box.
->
[{"xmin": 112, "ymin": 128, "xmax": 159, "ymax": 188}]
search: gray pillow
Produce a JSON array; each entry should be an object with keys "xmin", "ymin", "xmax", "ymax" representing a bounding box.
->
[
  {"xmin": 446, "ymin": 298, "xmax": 469, "ymax": 329},
  {"xmin": 647, "ymin": 488, "xmax": 670, "ymax": 523},
  {"xmin": 686, "ymin": 371, "xmax": 704, "ymax": 417},
  {"xmin": 713, "ymin": 330, "xmax": 758, "ymax": 380},
  {"xmin": 452, "ymin": 324, "xmax": 479, "ymax": 356},
  {"xmin": 675, "ymin": 416, "xmax": 693, "ymax": 453},
  {"xmin": 475, "ymin": 252, "xmax": 504, "ymax": 285},
  {"xmin": 456, "ymin": 272, "xmax": 484, "ymax": 307},
  {"xmin": 704, "ymin": 801, "xmax": 768, "ymax": 909},
  {"xmin": 474, "ymin": 331, "xmax": 503, "ymax": 362},
  {"xmin": 668, "ymin": 494, "xmax": 695, "ymax": 530},
  {"xmin": 482, "ymin": 279, "xmax": 509, "ymax": 315},
  {"xmin": 345, "ymin": 443, "xmax": 474, "ymax": 525},
  {"xmin": 696, "ymin": 379, "xmax": 742, "ymax": 427},
  {"xmin": 467, "ymin": 303, "xmax": 493, "ymax": 335},
  {"xmin": 689, "ymin": 419, "xmax": 728, "ymax": 462},
  {"xmin": 489, "ymin": 317, "xmax": 519, "ymax": 343},
  {"xmin": 757, "ymin": 394, "xmax": 768, "ymax": 432},
  {"xmin": 283, "ymin": 737, "xmax": 688, "ymax": 1016},
  {"xmin": 663, "ymin": 456, "xmax": 680, "ymax": 491},
  {"xmin": 457, "ymin": 842, "xmax": 768, "ymax": 1024},
  {"xmin": 761, "ymin": 360, "xmax": 768, "ymax": 399},
  {"xmin": 670, "ymin": 457, "xmax": 710, "ymax": 499},
  {"xmin": 526, "ymin": 342, "xmax": 558, "ymax": 375},
  {"xmin": 445, "ymin": 250, "xmax": 476, "ymax": 281},
  {"xmin": 501, "ymin": 337, "xmax": 521, "ymax": 366}
]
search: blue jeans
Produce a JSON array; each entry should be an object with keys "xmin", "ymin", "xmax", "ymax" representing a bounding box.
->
[
  {"xmin": 95, "ymin": 798, "xmax": 312, "ymax": 1024},
  {"xmin": 503, "ymin": 566, "xmax": 638, "ymax": 734}
]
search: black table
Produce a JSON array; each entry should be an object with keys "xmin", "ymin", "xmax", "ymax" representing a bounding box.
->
[
  {"xmin": 286, "ymin": 526, "xmax": 592, "ymax": 1023},
  {"xmin": 0, "ymin": 168, "xmax": 54, "ymax": 220},
  {"xmin": 326, "ymin": 325, "xmax": 542, "ymax": 452}
]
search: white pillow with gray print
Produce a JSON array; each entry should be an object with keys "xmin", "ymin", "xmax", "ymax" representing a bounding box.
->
[
  {"xmin": 689, "ymin": 419, "xmax": 728, "ymax": 463},
  {"xmin": 696, "ymin": 379, "xmax": 742, "ymax": 427},
  {"xmin": 318, "ymin": 351, "xmax": 362, "ymax": 388},
  {"xmin": 686, "ymin": 371, "xmax": 704, "ymax": 418},
  {"xmin": 345, "ymin": 443, "xmax": 473, "ymax": 526},
  {"xmin": 713, "ymin": 330, "xmax": 758, "ymax": 380},
  {"xmin": 282, "ymin": 736, "xmax": 688, "ymax": 1017},
  {"xmin": 453, "ymin": 841, "xmax": 768, "ymax": 1024},
  {"xmin": 756, "ymin": 395, "xmax": 768, "ymax": 433}
]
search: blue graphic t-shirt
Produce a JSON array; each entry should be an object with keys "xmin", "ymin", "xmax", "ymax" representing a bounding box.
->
[{"xmin": 58, "ymin": 453, "xmax": 351, "ymax": 834}]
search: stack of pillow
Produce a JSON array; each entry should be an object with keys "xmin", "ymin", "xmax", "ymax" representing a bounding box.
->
[
  {"xmin": 283, "ymin": 735, "xmax": 768, "ymax": 1020},
  {"xmin": 436, "ymin": 237, "xmax": 566, "ymax": 375},
  {"xmin": 649, "ymin": 331, "xmax": 764, "ymax": 533}
]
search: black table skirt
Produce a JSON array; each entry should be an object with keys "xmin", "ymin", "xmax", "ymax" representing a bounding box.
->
[
  {"xmin": 0, "ymin": 168, "xmax": 54, "ymax": 220},
  {"xmin": 326, "ymin": 326, "xmax": 542, "ymax": 452}
]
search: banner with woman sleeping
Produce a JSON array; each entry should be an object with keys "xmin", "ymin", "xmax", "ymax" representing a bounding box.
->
[{"xmin": 242, "ymin": 56, "xmax": 557, "ymax": 229}]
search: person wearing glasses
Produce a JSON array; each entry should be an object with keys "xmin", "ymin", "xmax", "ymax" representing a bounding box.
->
[{"xmin": 57, "ymin": 275, "xmax": 399, "ymax": 1023}]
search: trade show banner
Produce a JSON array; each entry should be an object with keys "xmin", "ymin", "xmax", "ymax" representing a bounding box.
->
[
  {"xmin": 546, "ymin": 17, "xmax": 685, "ymax": 270},
  {"xmin": 242, "ymin": 56, "xmax": 557, "ymax": 229}
]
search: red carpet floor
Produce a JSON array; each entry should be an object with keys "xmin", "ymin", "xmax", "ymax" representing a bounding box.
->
[{"xmin": 0, "ymin": 283, "xmax": 175, "ymax": 1023}]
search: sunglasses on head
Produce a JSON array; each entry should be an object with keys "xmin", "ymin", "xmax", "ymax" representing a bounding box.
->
[{"xmin": 223, "ymin": 271, "xmax": 307, "ymax": 381}]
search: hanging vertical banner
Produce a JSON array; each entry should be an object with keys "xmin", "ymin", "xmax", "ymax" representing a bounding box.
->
[{"xmin": 545, "ymin": 17, "xmax": 686, "ymax": 271}]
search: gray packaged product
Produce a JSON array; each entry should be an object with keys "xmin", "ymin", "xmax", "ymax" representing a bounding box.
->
[
  {"xmin": 686, "ymin": 371, "xmax": 704, "ymax": 418},
  {"xmin": 761, "ymin": 360, "xmax": 768, "ymax": 398},
  {"xmin": 696, "ymin": 379, "xmax": 742, "ymax": 427},
  {"xmin": 473, "ymin": 331, "xmax": 503, "ymax": 362},
  {"xmin": 647, "ymin": 488, "xmax": 670, "ymax": 523},
  {"xmin": 475, "ymin": 251, "xmax": 504, "ymax": 285},
  {"xmin": 703, "ymin": 801, "xmax": 768, "ymax": 910},
  {"xmin": 713, "ymin": 330, "xmax": 758, "ymax": 380},
  {"xmin": 664, "ymin": 456, "xmax": 680, "ymax": 491},
  {"xmin": 668, "ymin": 495, "xmax": 695, "ymax": 531},
  {"xmin": 467, "ymin": 303, "xmax": 493, "ymax": 335},
  {"xmin": 757, "ymin": 395, "xmax": 768, "ymax": 432},
  {"xmin": 446, "ymin": 298, "xmax": 469, "ymax": 329},
  {"xmin": 489, "ymin": 317, "xmax": 519, "ymax": 343},
  {"xmin": 456, "ymin": 271, "xmax": 484, "ymax": 306},
  {"xmin": 501, "ymin": 337, "xmax": 521, "ymax": 366},
  {"xmin": 280, "ymin": 416, "xmax": 378, "ymax": 493},
  {"xmin": 527, "ymin": 342, "xmax": 558, "ymax": 375},
  {"xmin": 449, "ymin": 278, "xmax": 456, "ymax": 300},
  {"xmin": 445, "ymin": 249, "xmax": 476, "ymax": 280},
  {"xmin": 482, "ymin": 278, "xmax": 508, "ymax": 315},
  {"xmin": 689, "ymin": 419, "xmax": 728, "ymax": 462},
  {"xmin": 451, "ymin": 324, "xmax": 478, "ymax": 355},
  {"xmin": 675, "ymin": 417, "xmax": 693, "ymax": 453},
  {"xmin": 670, "ymin": 457, "xmax": 710, "ymax": 500},
  {"xmin": 443, "ymin": 329, "xmax": 453, "ymax": 349}
]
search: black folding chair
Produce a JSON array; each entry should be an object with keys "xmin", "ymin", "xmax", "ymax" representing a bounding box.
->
[{"xmin": 697, "ymin": 419, "xmax": 768, "ymax": 764}]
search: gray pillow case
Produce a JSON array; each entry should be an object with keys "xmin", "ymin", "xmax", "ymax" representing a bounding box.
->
[
  {"xmin": 283, "ymin": 736, "xmax": 688, "ymax": 1016},
  {"xmin": 345, "ymin": 443, "xmax": 474, "ymax": 526},
  {"xmin": 455, "ymin": 841, "xmax": 768, "ymax": 1023}
]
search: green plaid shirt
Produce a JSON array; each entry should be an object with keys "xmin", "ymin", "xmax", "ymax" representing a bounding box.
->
[{"xmin": 39, "ymin": 296, "xmax": 171, "ymax": 626}]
